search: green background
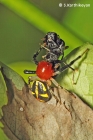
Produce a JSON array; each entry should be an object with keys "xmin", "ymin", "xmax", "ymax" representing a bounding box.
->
[
  {"xmin": 0, "ymin": 0, "xmax": 93, "ymax": 139},
  {"xmin": 0, "ymin": 0, "xmax": 93, "ymax": 64}
]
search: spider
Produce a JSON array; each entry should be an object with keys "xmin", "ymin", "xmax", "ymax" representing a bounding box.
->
[{"xmin": 24, "ymin": 46, "xmax": 89, "ymax": 104}]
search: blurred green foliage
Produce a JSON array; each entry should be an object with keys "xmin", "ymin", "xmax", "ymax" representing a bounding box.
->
[
  {"xmin": 62, "ymin": 0, "xmax": 93, "ymax": 42},
  {"xmin": 0, "ymin": 0, "xmax": 93, "ymax": 64}
]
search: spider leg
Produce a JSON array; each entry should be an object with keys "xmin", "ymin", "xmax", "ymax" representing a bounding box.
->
[
  {"xmin": 42, "ymin": 54, "xmax": 47, "ymax": 59},
  {"xmin": 60, "ymin": 48, "xmax": 89, "ymax": 72},
  {"xmin": 49, "ymin": 77, "xmax": 62, "ymax": 104},
  {"xmin": 28, "ymin": 76, "xmax": 39, "ymax": 82},
  {"xmin": 63, "ymin": 61, "xmax": 77, "ymax": 83},
  {"xmin": 33, "ymin": 47, "xmax": 43, "ymax": 65},
  {"xmin": 50, "ymin": 77, "xmax": 62, "ymax": 88},
  {"xmin": 54, "ymin": 48, "xmax": 89, "ymax": 75},
  {"xmin": 24, "ymin": 70, "xmax": 36, "ymax": 74},
  {"xmin": 49, "ymin": 88, "xmax": 60, "ymax": 105},
  {"xmin": 60, "ymin": 52, "xmax": 64, "ymax": 60},
  {"xmin": 62, "ymin": 62, "xmax": 75, "ymax": 71}
]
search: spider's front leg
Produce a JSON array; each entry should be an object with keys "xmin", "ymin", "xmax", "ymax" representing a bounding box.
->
[
  {"xmin": 61, "ymin": 48, "xmax": 89, "ymax": 72},
  {"xmin": 54, "ymin": 48, "xmax": 89, "ymax": 83}
]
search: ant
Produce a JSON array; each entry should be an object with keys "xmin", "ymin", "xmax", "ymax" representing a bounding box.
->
[{"xmin": 33, "ymin": 32, "xmax": 69, "ymax": 71}]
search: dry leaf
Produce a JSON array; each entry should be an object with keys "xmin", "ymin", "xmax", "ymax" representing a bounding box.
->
[{"xmin": 0, "ymin": 62, "xmax": 93, "ymax": 140}]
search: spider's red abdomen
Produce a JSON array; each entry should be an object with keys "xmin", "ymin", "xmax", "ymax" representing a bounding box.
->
[{"xmin": 36, "ymin": 61, "xmax": 54, "ymax": 80}]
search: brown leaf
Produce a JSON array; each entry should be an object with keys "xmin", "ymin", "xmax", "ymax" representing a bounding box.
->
[{"xmin": 0, "ymin": 63, "xmax": 93, "ymax": 140}]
